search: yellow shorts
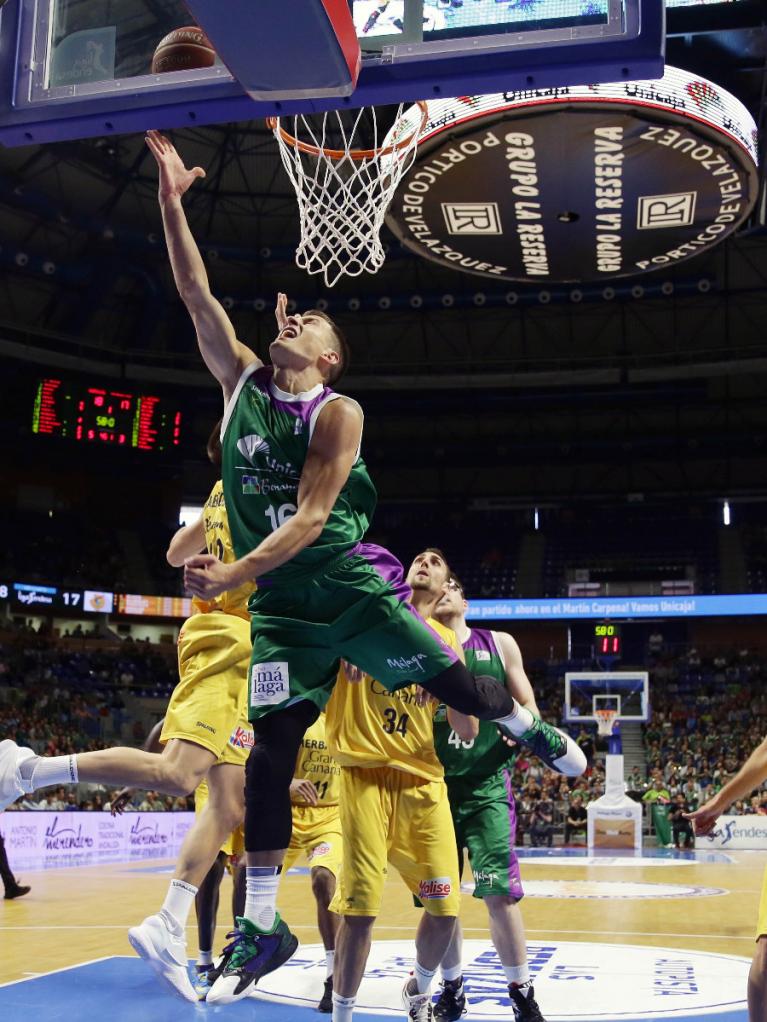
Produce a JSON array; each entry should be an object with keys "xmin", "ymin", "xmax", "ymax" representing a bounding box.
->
[
  {"xmin": 757, "ymin": 865, "xmax": 767, "ymax": 940},
  {"xmin": 195, "ymin": 778, "xmax": 245, "ymax": 858},
  {"xmin": 329, "ymin": 765, "xmax": 460, "ymax": 918},
  {"xmin": 161, "ymin": 612, "xmax": 253, "ymax": 766},
  {"xmin": 284, "ymin": 803, "xmax": 342, "ymax": 878}
]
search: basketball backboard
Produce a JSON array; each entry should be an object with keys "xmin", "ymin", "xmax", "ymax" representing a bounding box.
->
[
  {"xmin": 0, "ymin": 0, "xmax": 664, "ymax": 146},
  {"xmin": 564, "ymin": 672, "xmax": 649, "ymax": 724}
]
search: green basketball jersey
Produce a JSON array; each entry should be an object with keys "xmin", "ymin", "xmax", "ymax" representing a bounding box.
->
[
  {"xmin": 434, "ymin": 627, "xmax": 515, "ymax": 781},
  {"xmin": 221, "ymin": 364, "xmax": 377, "ymax": 586}
]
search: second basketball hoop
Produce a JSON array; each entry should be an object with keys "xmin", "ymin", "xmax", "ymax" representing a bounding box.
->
[{"xmin": 268, "ymin": 103, "xmax": 428, "ymax": 287}]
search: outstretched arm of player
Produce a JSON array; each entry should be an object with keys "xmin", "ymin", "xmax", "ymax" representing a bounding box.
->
[
  {"xmin": 167, "ymin": 517, "xmax": 206, "ymax": 568},
  {"xmin": 184, "ymin": 398, "xmax": 363, "ymax": 598},
  {"xmin": 145, "ymin": 130, "xmax": 261, "ymax": 400},
  {"xmin": 494, "ymin": 631, "xmax": 540, "ymax": 715},
  {"xmin": 686, "ymin": 734, "xmax": 767, "ymax": 835}
]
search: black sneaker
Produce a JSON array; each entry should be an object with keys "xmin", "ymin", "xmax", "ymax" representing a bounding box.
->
[
  {"xmin": 4, "ymin": 883, "xmax": 30, "ymax": 900},
  {"xmin": 318, "ymin": 975, "xmax": 333, "ymax": 1012},
  {"xmin": 433, "ymin": 977, "xmax": 467, "ymax": 1020},
  {"xmin": 206, "ymin": 914, "xmax": 298, "ymax": 1004},
  {"xmin": 509, "ymin": 984, "xmax": 547, "ymax": 1021}
]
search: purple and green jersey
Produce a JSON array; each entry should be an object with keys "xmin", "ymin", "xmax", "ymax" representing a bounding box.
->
[
  {"xmin": 435, "ymin": 627, "xmax": 524, "ymax": 901},
  {"xmin": 219, "ymin": 363, "xmax": 460, "ymax": 721},
  {"xmin": 221, "ymin": 364, "xmax": 377, "ymax": 588}
]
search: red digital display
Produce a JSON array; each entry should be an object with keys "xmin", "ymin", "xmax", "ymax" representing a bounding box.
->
[
  {"xmin": 32, "ymin": 378, "xmax": 182, "ymax": 452},
  {"xmin": 595, "ymin": 623, "xmax": 622, "ymax": 656}
]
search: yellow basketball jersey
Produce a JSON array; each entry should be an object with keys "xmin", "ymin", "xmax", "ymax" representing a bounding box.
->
[
  {"xmin": 325, "ymin": 618, "xmax": 462, "ymax": 783},
  {"xmin": 192, "ymin": 480, "xmax": 254, "ymax": 620},
  {"xmin": 292, "ymin": 713, "xmax": 341, "ymax": 806}
]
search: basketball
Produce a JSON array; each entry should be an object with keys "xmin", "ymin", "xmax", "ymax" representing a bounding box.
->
[{"xmin": 151, "ymin": 27, "xmax": 216, "ymax": 75}]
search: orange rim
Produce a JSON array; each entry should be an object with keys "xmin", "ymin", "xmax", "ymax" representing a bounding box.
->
[{"xmin": 266, "ymin": 101, "xmax": 429, "ymax": 162}]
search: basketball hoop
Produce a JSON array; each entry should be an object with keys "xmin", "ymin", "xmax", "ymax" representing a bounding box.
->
[
  {"xmin": 267, "ymin": 102, "xmax": 429, "ymax": 287},
  {"xmin": 594, "ymin": 709, "xmax": 618, "ymax": 737}
]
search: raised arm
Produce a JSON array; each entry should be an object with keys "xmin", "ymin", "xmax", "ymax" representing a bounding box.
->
[
  {"xmin": 494, "ymin": 631, "xmax": 540, "ymax": 714},
  {"xmin": 167, "ymin": 516, "xmax": 206, "ymax": 568},
  {"xmin": 686, "ymin": 734, "xmax": 767, "ymax": 834},
  {"xmin": 184, "ymin": 397, "xmax": 363, "ymax": 597},
  {"xmin": 145, "ymin": 131, "xmax": 260, "ymax": 400}
]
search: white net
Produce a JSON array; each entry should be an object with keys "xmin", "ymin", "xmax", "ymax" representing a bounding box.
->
[
  {"xmin": 594, "ymin": 709, "xmax": 618, "ymax": 737},
  {"xmin": 269, "ymin": 103, "xmax": 427, "ymax": 288}
]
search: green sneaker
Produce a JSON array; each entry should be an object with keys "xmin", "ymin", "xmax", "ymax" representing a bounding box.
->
[
  {"xmin": 205, "ymin": 913, "xmax": 298, "ymax": 1004},
  {"xmin": 501, "ymin": 715, "xmax": 585, "ymax": 776}
]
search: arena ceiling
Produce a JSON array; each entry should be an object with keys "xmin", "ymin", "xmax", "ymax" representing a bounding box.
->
[{"xmin": 0, "ymin": 3, "xmax": 765, "ymax": 504}]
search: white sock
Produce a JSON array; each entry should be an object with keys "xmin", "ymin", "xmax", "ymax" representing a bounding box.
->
[
  {"xmin": 326, "ymin": 949, "xmax": 335, "ymax": 978},
  {"xmin": 22, "ymin": 754, "xmax": 78, "ymax": 791},
  {"xmin": 506, "ymin": 964, "xmax": 532, "ymax": 995},
  {"xmin": 332, "ymin": 991, "xmax": 356, "ymax": 1021},
  {"xmin": 494, "ymin": 702, "xmax": 535, "ymax": 736},
  {"xmin": 493, "ymin": 709, "xmax": 587, "ymax": 777},
  {"xmin": 413, "ymin": 960, "xmax": 436, "ymax": 995},
  {"xmin": 441, "ymin": 963, "xmax": 463, "ymax": 982},
  {"xmin": 244, "ymin": 865, "xmax": 281, "ymax": 931},
  {"xmin": 197, "ymin": 950, "xmax": 213, "ymax": 967},
  {"xmin": 161, "ymin": 878, "xmax": 198, "ymax": 931}
]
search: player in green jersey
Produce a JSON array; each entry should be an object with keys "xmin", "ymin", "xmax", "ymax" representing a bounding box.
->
[
  {"xmin": 143, "ymin": 129, "xmax": 587, "ymax": 1007},
  {"xmin": 433, "ymin": 576, "xmax": 550, "ymax": 1022}
]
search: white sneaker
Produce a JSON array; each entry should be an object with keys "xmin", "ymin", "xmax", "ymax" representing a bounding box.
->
[
  {"xmin": 402, "ymin": 978, "xmax": 434, "ymax": 1021},
  {"xmin": 128, "ymin": 911, "xmax": 197, "ymax": 1002},
  {"xmin": 0, "ymin": 740, "xmax": 36, "ymax": 812}
]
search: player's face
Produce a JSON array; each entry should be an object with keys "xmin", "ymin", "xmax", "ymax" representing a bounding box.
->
[
  {"xmin": 270, "ymin": 312, "xmax": 339, "ymax": 377},
  {"xmin": 434, "ymin": 579, "xmax": 466, "ymax": 618},
  {"xmin": 406, "ymin": 550, "xmax": 449, "ymax": 596}
]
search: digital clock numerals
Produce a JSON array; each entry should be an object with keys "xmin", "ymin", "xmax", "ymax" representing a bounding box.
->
[{"xmin": 595, "ymin": 623, "xmax": 621, "ymax": 655}]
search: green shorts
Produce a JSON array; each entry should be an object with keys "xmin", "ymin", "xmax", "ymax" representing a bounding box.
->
[
  {"xmin": 448, "ymin": 770, "xmax": 525, "ymax": 901},
  {"xmin": 247, "ymin": 543, "xmax": 459, "ymax": 721}
]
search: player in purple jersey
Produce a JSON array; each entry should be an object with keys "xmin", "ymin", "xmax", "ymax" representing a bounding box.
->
[
  {"xmin": 130, "ymin": 131, "xmax": 586, "ymax": 1007},
  {"xmin": 433, "ymin": 577, "xmax": 551, "ymax": 1022}
]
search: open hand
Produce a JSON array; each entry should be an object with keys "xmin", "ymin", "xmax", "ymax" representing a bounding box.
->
[
  {"xmin": 342, "ymin": 661, "xmax": 365, "ymax": 684},
  {"xmin": 110, "ymin": 788, "xmax": 134, "ymax": 816},
  {"xmin": 184, "ymin": 554, "xmax": 239, "ymax": 599},
  {"xmin": 146, "ymin": 130, "xmax": 206, "ymax": 200},
  {"xmin": 684, "ymin": 797, "xmax": 724, "ymax": 836},
  {"xmin": 290, "ymin": 778, "xmax": 319, "ymax": 805}
]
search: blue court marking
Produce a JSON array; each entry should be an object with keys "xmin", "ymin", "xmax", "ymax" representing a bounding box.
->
[{"xmin": 0, "ymin": 956, "xmax": 748, "ymax": 1022}]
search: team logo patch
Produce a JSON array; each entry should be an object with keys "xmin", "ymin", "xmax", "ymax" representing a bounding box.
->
[
  {"xmin": 474, "ymin": 649, "xmax": 491, "ymax": 661},
  {"xmin": 229, "ymin": 725, "xmax": 254, "ymax": 749},
  {"xmin": 308, "ymin": 841, "xmax": 332, "ymax": 862},
  {"xmin": 250, "ymin": 661, "xmax": 290, "ymax": 705},
  {"xmin": 418, "ymin": 876, "xmax": 452, "ymax": 900},
  {"xmin": 237, "ymin": 433, "xmax": 270, "ymax": 461}
]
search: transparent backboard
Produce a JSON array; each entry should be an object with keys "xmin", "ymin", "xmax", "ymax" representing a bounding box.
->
[
  {"xmin": 564, "ymin": 672, "xmax": 649, "ymax": 723},
  {"xmin": 0, "ymin": 0, "xmax": 664, "ymax": 145}
]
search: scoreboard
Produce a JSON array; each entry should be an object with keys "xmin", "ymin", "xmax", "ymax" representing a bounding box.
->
[{"xmin": 31, "ymin": 377, "xmax": 182, "ymax": 452}]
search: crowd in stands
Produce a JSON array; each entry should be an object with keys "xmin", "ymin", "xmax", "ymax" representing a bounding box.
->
[{"xmin": 3, "ymin": 636, "xmax": 767, "ymax": 841}]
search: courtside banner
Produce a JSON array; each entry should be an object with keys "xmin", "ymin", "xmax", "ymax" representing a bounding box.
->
[
  {"xmin": 695, "ymin": 814, "xmax": 767, "ymax": 850},
  {"xmin": 466, "ymin": 594, "xmax": 767, "ymax": 620},
  {"xmin": 0, "ymin": 811, "xmax": 194, "ymax": 870}
]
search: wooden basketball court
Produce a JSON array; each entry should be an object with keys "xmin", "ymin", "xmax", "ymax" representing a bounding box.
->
[{"xmin": 0, "ymin": 847, "xmax": 759, "ymax": 1021}]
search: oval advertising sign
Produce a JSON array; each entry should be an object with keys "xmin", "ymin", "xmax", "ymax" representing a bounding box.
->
[{"xmin": 384, "ymin": 68, "xmax": 758, "ymax": 283}]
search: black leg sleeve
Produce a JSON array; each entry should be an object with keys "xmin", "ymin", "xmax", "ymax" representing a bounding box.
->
[
  {"xmin": 0, "ymin": 833, "xmax": 16, "ymax": 890},
  {"xmin": 195, "ymin": 851, "xmax": 227, "ymax": 953},
  {"xmin": 244, "ymin": 699, "xmax": 320, "ymax": 853},
  {"xmin": 421, "ymin": 660, "xmax": 514, "ymax": 720}
]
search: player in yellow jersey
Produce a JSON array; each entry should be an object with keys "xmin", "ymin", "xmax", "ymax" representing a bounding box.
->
[
  {"xmin": 0, "ymin": 425, "xmax": 255, "ymax": 1002},
  {"xmin": 325, "ymin": 548, "xmax": 478, "ymax": 1022},
  {"xmin": 284, "ymin": 712, "xmax": 343, "ymax": 1012}
]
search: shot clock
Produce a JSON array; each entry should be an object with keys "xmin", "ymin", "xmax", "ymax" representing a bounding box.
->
[{"xmin": 595, "ymin": 622, "xmax": 622, "ymax": 656}]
